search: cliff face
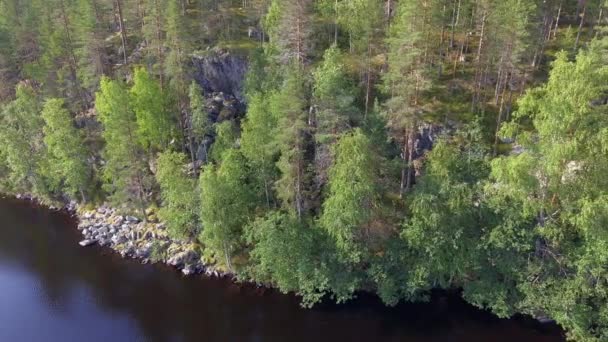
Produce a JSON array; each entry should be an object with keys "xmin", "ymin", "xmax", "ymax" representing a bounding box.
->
[
  {"xmin": 188, "ymin": 51, "xmax": 249, "ymax": 163},
  {"xmin": 191, "ymin": 52, "xmax": 248, "ymax": 103}
]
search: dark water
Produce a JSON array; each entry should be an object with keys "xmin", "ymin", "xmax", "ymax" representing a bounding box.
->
[{"xmin": 0, "ymin": 198, "xmax": 564, "ymax": 342}]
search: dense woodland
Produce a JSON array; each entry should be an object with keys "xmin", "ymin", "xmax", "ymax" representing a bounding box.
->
[{"xmin": 0, "ymin": 0, "xmax": 607, "ymax": 340}]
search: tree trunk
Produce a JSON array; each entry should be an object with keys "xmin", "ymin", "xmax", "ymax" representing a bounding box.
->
[
  {"xmin": 116, "ymin": 0, "xmax": 128, "ymax": 65},
  {"xmin": 574, "ymin": 5, "xmax": 586, "ymax": 50}
]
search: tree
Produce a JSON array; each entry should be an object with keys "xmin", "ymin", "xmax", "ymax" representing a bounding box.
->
[
  {"xmin": 0, "ymin": 84, "xmax": 48, "ymax": 197},
  {"xmin": 491, "ymin": 39, "xmax": 608, "ymax": 341},
  {"xmin": 320, "ymin": 128, "xmax": 379, "ymax": 264},
  {"xmin": 336, "ymin": 0, "xmax": 383, "ymax": 115},
  {"xmin": 273, "ymin": 0, "xmax": 313, "ymax": 65},
  {"xmin": 96, "ymin": 76, "xmax": 150, "ymax": 217},
  {"xmin": 312, "ymin": 45, "xmax": 358, "ymax": 189},
  {"xmin": 41, "ymin": 98, "xmax": 90, "ymax": 202},
  {"xmin": 245, "ymin": 211, "xmax": 330, "ymax": 306},
  {"xmin": 383, "ymin": 0, "xmax": 437, "ymax": 197},
  {"xmin": 74, "ymin": 0, "xmax": 109, "ymax": 90},
  {"xmin": 273, "ymin": 67, "xmax": 311, "ymax": 219},
  {"xmin": 188, "ymin": 81, "xmax": 212, "ymax": 164},
  {"xmin": 241, "ymin": 93, "xmax": 279, "ymax": 207},
  {"xmin": 130, "ymin": 67, "xmax": 175, "ymax": 152},
  {"xmin": 199, "ymin": 149, "xmax": 254, "ymax": 271},
  {"xmin": 156, "ymin": 151, "xmax": 200, "ymax": 239},
  {"xmin": 209, "ymin": 120, "xmax": 238, "ymax": 163}
]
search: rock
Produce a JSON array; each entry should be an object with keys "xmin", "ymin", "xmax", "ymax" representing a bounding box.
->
[
  {"xmin": 125, "ymin": 216, "xmax": 140, "ymax": 223},
  {"xmin": 536, "ymin": 316, "xmax": 555, "ymax": 324},
  {"xmin": 79, "ymin": 239, "xmax": 97, "ymax": 247},
  {"xmin": 98, "ymin": 239, "xmax": 111, "ymax": 247},
  {"xmin": 191, "ymin": 51, "xmax": 248, "ymax": 102},
  {"xmin": 135, "ymin": 246, "xmax": 151, "ymax": 259},
  {"xmin": 182, "ymin": 264, "xmax": 195, "ymax": 276},
  {"xmin": 82, "ymin": 229, "xmax": 89, "ymax": 236},
  {"xmin": 167, "ymin": 250, "xmax": 199, "ymax": 268},
  {"xmin": 120, "ymin": 245, "xmax": 135, "ymax": 258},
  {"xmin": 112, "ymin": 235, "xmax": 127, "ymax": 245}
]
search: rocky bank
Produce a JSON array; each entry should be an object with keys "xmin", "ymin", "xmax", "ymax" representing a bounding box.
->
[{"xmin": 75, "ymin": 204, "xmax": 224, "ymax": 278}]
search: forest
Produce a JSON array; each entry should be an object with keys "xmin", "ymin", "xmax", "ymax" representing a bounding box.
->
[{"xmin": 0, "ymin": 0, "xmax": 607, "ymax": 340}]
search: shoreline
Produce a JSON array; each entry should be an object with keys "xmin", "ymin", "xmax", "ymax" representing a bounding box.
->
[
  {"xmin": 6, "ymin": 193, "xmax": 558, "ymax": 328},
  {"xmin": 11, "ymin": 193, "xmax": 230, "ymax": 279}
]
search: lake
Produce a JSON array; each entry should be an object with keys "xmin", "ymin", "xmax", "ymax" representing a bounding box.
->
[{"xmin": 0, "ymin": 197, "xmax": 564, "ymax": 342}]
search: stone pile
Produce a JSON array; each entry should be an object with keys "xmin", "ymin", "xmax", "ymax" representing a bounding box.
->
[{"xmin": 76, "ymin": 206, "xmax": 219, "ymax": 277}]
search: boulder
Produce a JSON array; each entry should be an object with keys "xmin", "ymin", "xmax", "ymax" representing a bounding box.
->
[
  {"xmin": 167, "ymin": 250, "xmax": 200, "ymax": 268},
  {"xmin": 79, "ymin": 239, "xmax": 97, "ymax": 247},
  {"xmin": 125, "ymin": 216, "xmax": 140, "ymax": 223}
]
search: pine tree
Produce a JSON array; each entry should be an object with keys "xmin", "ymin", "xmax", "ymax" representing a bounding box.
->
[
  {"xmin": 273, "ymin": 66, "xmax": 311, "ymax": 219},
  {"xmin": 383, "ymin": 0, "xmax": 436, "ymax": 196}
]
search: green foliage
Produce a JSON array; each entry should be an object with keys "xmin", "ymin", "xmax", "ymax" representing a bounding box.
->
[
  {"xmin": 41, "ymin": 98, "xmax": 90, "ymax": 201},
  {"xmin": 489, "ymin": 40, "xmax": 608, "ymax": 341},
  {"xmin": 313, "ymin": 45, "xmax": 357, "ymax": 141},
  {"xmin": 240, "ymin": 93, "xmax": 279, "ymax": 207},
  {"xmin": 199, "ymin": 149, "xmax": 254, "ymax": 270},
  {"xmin": 320, "ymin": 128, "xmax": 378, "ymax": 263},
  {"xmin": 130, "ymin": 67, "xmax": 175, "ymax": 151},
  {"xmin": 209, "ymin": 121, "xmax": 238, "ymax": 163},
  {"xmin": 0, "ymin": 85, "xmax": 49, "ymax": 197},
  {"xmin": 95, "ymin": 77, "xmax": 150, "ymax": 213},
  {"xmin": 189, "ymin": 81, "xmax": 212, "ymax": 140},
  {"xmin": 156, "ymin": 151, "xmax": 200, "ymax": 239},
  {"xmin": 245, "ymin": 211, "xmax": 331, "ymax": 306}
]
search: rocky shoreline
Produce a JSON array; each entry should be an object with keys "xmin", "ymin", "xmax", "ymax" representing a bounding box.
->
[
  {"xmin": 75, "ymin": 205, "xmax": 226, "ymax": 277},
  {"xmin": 12, "ymin": 193, "xmax": 225, "ymax": 278}
]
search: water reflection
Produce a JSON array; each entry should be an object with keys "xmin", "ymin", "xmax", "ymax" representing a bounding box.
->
[{"xmin": 0, "ymin": 198, "xmax": 564, "ymax": 342}]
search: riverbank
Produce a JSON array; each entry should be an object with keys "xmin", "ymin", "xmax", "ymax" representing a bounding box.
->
[{"xmin": 13, "ymin": 193, "xmax": 226, "ymax": 278}]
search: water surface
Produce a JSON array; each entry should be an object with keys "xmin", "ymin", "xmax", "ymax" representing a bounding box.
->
[{"xmin": 0, "ymin": 198, "xmax": 564, "ymax": 342}]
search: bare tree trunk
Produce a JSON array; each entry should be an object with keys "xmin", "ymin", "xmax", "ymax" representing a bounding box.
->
[
  {"xmin": 574, "ymin": 5, "xmax": 586, "ymax": 50},
  {"xmin": 154, "ymin": 0, "xmax": 165, "ymax": 90},
  {"xmin": 364, "ymin": 38, "xmax": 372, "ymax": 120},
  {"xmin": 116, "ymin": 0, "xmax": 128, "ymax": 65},
  {"xmin": 553, "ymin": 2, "xmax": 562, "ymax": 39}
]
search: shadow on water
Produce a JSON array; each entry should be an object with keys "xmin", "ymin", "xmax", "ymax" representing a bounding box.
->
[{"xmin": 0, "ymin": 197, "xmax": 565, "ymax": 342}]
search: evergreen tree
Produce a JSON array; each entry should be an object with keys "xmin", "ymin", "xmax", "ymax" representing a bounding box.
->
[{"xmin": 273, "ymin": 67, "xmax": 311, "ymax": 219}]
